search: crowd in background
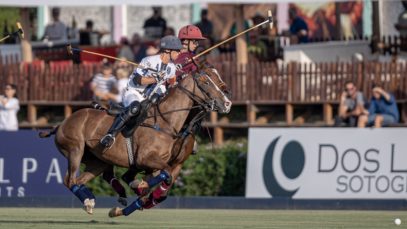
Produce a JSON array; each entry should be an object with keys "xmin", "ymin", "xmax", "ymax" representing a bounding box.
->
[
  {"xmin": 0, "ymin": 6, "xmax": 404, "ymax": 131},
  {"xmin": 335, "ymin": 81, "xmax": 400, "ymax": 128}
]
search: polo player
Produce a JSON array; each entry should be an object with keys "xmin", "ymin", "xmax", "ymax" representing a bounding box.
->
[
  {"xmin": 175, "ymin": 25, "xmax": 206, "ymax": 76},
  {"xmin": 100, "ymin": 35, "xmax": 183, "ymax": 148}
]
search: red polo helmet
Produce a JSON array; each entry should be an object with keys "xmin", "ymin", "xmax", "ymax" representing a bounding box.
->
[{"xmin": 178, "ymin": 25, "xmax": 206, "ymax": 40}]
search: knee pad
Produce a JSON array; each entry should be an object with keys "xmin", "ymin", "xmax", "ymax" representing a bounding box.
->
[
  {"xmin": 127, "ymin": 101, "xmax": 140, "ymax": 116},
  {"xmin": 149, "ymin": 93, "xmax": 160, "ymax": 104}
]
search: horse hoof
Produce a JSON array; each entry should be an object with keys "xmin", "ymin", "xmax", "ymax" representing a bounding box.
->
[
  {"xmin": 108, "ymin": 207, "xmax": 123, "ymax": 218},
  {"xmin": 118, "ymin": 197, "xmax": 128, "ymax": 206},
  {"xmin": 83, "ymin": 198, "xmax": 95, "ymax": 215}
]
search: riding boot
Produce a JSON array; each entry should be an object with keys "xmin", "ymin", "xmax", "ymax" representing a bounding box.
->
[
  {"xmin": 100, "ymin": 101, "xmax": 141, "ymax": 148},
  {"xmin": 100, "ymin": 113, "xmax": 129, "ymax": 148}
]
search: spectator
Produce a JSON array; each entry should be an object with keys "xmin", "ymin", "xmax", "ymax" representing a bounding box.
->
[
  {"xmin": 90, "ymin": 59, "xmax": 118, "ymax": 103},
  {"xmin": 117, "ymin": 37, "xmax": 134, "ymax": 61},
  {"xmin": 146, "ymin": 39, "xmax": 160, "ymax": 56},
  {"xmin": 42, "ymin": 8, "xmax": 67, "ymax": 41},
  {"xmin": 164, "ymin": 27, "xmax": 175, "ymax": 36},
  {"xmin": 79, "ymin": 20, "xmax": 109, "ymax": 46},
  {"xmin": 195, "ymin": 9, "xmax": 214, "ymax": 40},
  {"xmin": 335, "ymin": 81, "xmax": 366, "ymax": 127},
  {"xmin": 143, "ymin": 7, "xmax": 167, "ymax": 40},
  {"xmin": 115, "ymin": 67, "xmax": 130, "ymax": 103},
  {"xmin": 358, "ymin": 84, "xmax": 399, "ymax": 128},
  {"xmin": 0, "ymin": 84, "xmax": 19, "ymax": 131},
  {"xmin": 130, "ymin": 33, "xmax": 147, "ymax": 62},
  {"xmin": 288, "ymin": 8, "xmax": 309, "ymax": 44}
]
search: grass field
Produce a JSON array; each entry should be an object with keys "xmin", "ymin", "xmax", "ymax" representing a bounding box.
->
[{"xmin": 0, "ymin": 208, "xmax": 404, "ymax": 228}]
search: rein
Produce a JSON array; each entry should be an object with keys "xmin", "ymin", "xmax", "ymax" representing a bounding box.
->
[{"xmin": 140, "ymin": 73, "xmax": 214, "ymax": 138}]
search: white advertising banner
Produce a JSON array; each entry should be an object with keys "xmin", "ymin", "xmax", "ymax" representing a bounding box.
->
[{"xmin": 246, "ymin": 128, "xmax": 407, "ymax": 199}]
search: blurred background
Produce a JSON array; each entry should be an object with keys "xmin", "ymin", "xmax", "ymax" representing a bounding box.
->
[{"xmin": 0, "ymin": 0, "xmax": 406, "ymax": 216}]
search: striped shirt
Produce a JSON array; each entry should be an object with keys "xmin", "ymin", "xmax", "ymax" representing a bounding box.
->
[{"xmin": 91, "ymin": 74, "xmax": 117, "ymax": 93}]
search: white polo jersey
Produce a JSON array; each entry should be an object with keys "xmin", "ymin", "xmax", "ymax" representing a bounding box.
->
[
  {"xmin": 127, "ymin": 54, "xmax": 176, "ymax": 92},
  {"xmin": 122, "ymin": 54, "xmax": 176, "ymax": 106}
]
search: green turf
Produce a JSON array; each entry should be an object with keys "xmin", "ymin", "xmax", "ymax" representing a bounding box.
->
[{"xmin": 0, "ymin": 208, "xmax": 404, "ymax": 228}]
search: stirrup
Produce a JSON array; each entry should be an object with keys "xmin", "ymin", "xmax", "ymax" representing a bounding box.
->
[{"xmin": 100, "ymin": 134, "xmax": 116, "ymax": 148}]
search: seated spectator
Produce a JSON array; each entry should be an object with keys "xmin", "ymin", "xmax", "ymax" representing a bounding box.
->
[
  {"xmin": 117, "ymin": 37, "xmax": 134, "ymax": 62},
  {"xmin": 79, "ymin": 20, "xmax": 109, "ymax": 46},
  {"xmin": 143, "ymin": 7, "xmax": 167, "ymax": 40},
  {"xmin": 90, "ymin": 59, "xmax": 118, "ymax": 104},
  {"xmin": 335, "ymin": 81, "xmax": 366, "ymax": 127},
  {"xmin": 131, "ymin": 33, "xmax": 147, "ymax": 62},
  {"xmin": 115, "ymin": 67, "xmax": 130, "ymax": 103},
  {"xmin": 42, "ymin": 8, "xmax": 67, "ymax": 41},
  {"xmin": 358, "ymin": 84, "xmax": 399, "ymax": 128},
  {"xmin": 0, "ymin": 84, "xmax": 20, "ymax": 131},
  {"xmin": 288, "ymin": 8, "xmax": 309, "ymax": 44},
  {"xmin": 195, "ymin": 9, "xmax": 214, "ymax": 40},
  {"xmin": 164, "ymin": 27, "xmax": 175, "ymax": 36}
]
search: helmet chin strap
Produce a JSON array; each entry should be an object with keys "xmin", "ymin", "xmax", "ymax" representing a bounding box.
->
[{"xmin": 187, "ymin": 40, "xmax": 193, "ymax": 53}]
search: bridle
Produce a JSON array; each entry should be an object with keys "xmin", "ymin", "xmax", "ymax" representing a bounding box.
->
[{"xmin": 142, "ymin": 68, "xmax": 228, "ymax": 138}]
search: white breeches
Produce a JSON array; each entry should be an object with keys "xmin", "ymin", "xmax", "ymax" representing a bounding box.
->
[
  {"xmin": 122, "ymin": 87, "xmax": 146, "ymax": 107},
  {"xmin": 122, "ymin": 85, "xmax": 167, "ymax": 107}
]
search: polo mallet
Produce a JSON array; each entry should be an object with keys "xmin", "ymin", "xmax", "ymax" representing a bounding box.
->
[
  {"xmin": 188, "ymin": 10, "xmax": 273, "ymax": 64},
  {"xmin": 66, "ymin": 44, "xmax": 158, "ymax": 72},
  {"xmin": 0, "ymin": 22, "xmax": 24, "ymax": 43}
]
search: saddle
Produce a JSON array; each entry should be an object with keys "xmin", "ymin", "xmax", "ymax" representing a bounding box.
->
[{"xmin": 106, "ymin": 102, "xmax": 125, "ymax": 116}]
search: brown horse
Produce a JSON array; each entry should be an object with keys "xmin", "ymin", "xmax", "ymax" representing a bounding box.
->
[{"xmin": 40, "ymin": 65, "xmax": 231, "ymax": 216}]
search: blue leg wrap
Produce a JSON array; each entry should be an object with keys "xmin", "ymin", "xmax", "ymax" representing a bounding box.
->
[
  {"xmin": 70, "ymin": 185, "xmax": 95, "ymax": 203},
  {"xmin": 122, "ymin": 198, "xmax": 143, "ymax": 216},
  {"xmin": 147, "ymin": 170, "xmax": 171, "ymax": 188},
  {"xmin": 70, "ymin": 185, "xmax": 88, "ymax": 203},
  {"xmin": 79, "ymin": 185, "xmax": 95, "ymax": 200}
]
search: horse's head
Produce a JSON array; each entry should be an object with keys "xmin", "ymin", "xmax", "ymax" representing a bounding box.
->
[{"xmin": 184, "ymin": 65, "xmax": 232, "ymax": 114}]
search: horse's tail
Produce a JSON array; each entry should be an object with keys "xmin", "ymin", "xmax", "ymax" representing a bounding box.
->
[{"xmin": 39, "ymin": 125, "xmax": 59, "ymax": 138}]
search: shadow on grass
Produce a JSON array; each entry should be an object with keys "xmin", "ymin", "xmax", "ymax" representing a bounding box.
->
[{"xmin": 0, "ymin": 219, "xmax": 120, "ymax": 225}]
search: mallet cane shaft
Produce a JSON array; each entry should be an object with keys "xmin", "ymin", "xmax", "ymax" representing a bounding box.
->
[
  {"xmin": 67, "ymin": 45, "xmax": 140, "ymax": 67},
  {"xmin": 0, "ymin": 35, "xmax": 10, "ymax": 43},
  {"xmin": 193, "ymin": 10, "xmax": 273, "ymax": 60},
  {"xmin": 66, "ymin": 44, "xmax": 158, "ymax": 72}
]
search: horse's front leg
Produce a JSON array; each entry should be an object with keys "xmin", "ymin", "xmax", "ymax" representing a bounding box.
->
[{"xmin": 141, "ymin": 164, "xmax": 183, "ymax": 209}]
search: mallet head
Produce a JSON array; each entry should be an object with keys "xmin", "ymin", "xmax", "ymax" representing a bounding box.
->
[
  {"xmin": 16, "ymin": 22, "xmax": 24, "ymax": 39},
  {"xmin": 66, "ymin": 44, "xmax": 73, "ymax": 56}
]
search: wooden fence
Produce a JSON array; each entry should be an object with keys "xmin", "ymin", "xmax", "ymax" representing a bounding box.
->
[
  {"xmin": 2, "ymin": 54, "xmax": 407, "ymax": 104},
  {"xmin": 2, "ymin": 54, "xmax": 407, "ymax": 144},
  {"xmin": 210, "ymin": 55, "xmax": 407, "ymax": 104}
]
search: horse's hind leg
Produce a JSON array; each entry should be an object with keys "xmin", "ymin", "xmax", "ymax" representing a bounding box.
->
[
  {"xmin": 61, "ymin": 147, "xmax": 96, "ymax": 214},
  {"xmin": 102, "ymin": 165, "xmax": 128, "ymax": 206},
  {"xmin": 76, "ymin": 154, "xmax": 114, "ymax": 213}
]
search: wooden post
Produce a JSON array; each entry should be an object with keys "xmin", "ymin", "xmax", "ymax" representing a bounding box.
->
[
  {"xmin": 323, "ymin": 103, "xmax": 333, "ymax": 125},
  {"xmin": 235, "ymin": 5, "xmax": 248, "ymax": 68},
  {"xmin": 214, "ymin": 126, "xmax": 224, "ymax": 146},
  {"xmin": 285, "ymin": 103, "xmax": 293, "ymax": 125},
  {"xmin": 64, "ymin": 105, "xmax": 72, "ymax": 118},
  {"xmin": 210, "ymin": 111, "xmax": 218, "ymax": 124},
  {"xmin": 210, "ymin": 112, "xmax": 224, "ymax": 145},
  {"xmin": 20, "ymin": 8, "xmax": 33, "ymax": 63},
  {"xmin": 235, "ymin": 5, "xmax": 248, "ymax": 96},
  {"xmin": 247, "ymin": 103, "xmax": 258, "ymax": 124},
  {"xmin": 27, "ymin": 104, "xmax": 37, "ymax": 124}
]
